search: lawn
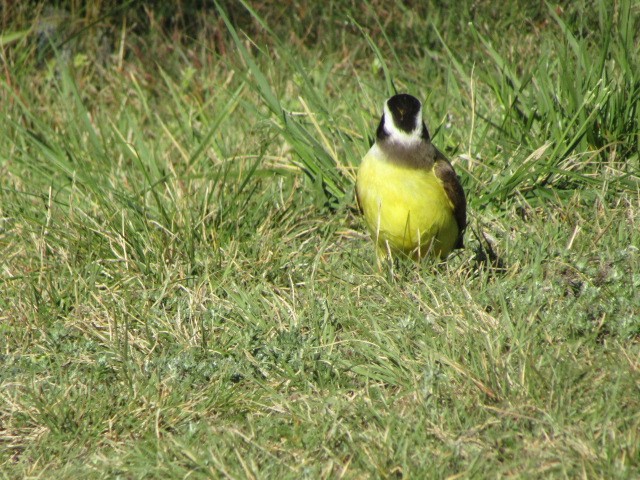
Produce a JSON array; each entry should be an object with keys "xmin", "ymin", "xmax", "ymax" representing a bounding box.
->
[{"xmin": 1, "ymin": 1, "xmax": 639, "ymax": 478}]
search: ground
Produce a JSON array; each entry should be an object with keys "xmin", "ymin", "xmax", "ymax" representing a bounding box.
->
[{"xmin": 0, "ymin": 1, "xmax": 639, "ymax": 478}]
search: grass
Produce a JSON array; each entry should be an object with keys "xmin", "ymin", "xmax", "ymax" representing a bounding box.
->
[{"xmin": 1, "ymin": 0, "xmax": 639, "ymax": 478}]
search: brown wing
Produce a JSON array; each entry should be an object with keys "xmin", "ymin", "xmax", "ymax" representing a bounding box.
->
[{"xmin": 433, "ymin": 148, "xmax": 467, "ymax": 249}]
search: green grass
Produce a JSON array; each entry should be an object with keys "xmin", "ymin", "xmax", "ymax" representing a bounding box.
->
[{"xmin": 1, "ymin": 0, "xmax": 639, "ymax": 478}]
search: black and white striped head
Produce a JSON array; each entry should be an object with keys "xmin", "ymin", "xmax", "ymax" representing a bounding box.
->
[{"xmin": 376, "ymin": 93, "xmax": 430, "ymax": 145}]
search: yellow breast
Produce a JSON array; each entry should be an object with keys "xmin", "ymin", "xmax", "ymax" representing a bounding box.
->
[{"xmin": 356, "ymin": 144, "xmax": 459, "ymax": 259}]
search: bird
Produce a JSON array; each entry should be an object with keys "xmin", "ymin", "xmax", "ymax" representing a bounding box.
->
[{"xmin": 356, "ymin": 93, "xmax": 466, "ymax": 261}]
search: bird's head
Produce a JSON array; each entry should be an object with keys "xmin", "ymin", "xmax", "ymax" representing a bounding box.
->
[{"xmin": 376, "ymin": 93, "xmax": 430, "ymax": 145}]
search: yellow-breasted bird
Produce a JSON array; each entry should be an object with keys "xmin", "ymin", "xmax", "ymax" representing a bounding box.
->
[{"xmin": 356, "ymin": 93, "xmax": 466, "ymax": 260}]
